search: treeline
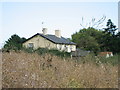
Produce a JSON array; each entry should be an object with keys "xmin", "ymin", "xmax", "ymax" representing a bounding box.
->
[{"xmin": 71, "ymin": 19, "xmax": 120, "ymax": 54}]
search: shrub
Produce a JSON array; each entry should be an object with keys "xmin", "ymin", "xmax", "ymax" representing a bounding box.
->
[
  {"xmin": 34, "ymin": 48, "xmax": 70, "ymax": 58},
  {"xmin": 75, "ymin": 53, "xmax": 118, "ymax": 66},
  {"xmin": 98, "ymin": 54, "xmax": 118, "ymax": 66},
  {"xmin": 22, "ymin": 47, "xmax": 34, "ymax": 53},
  {"xmin": 35, "ymin": 48, "xmax": 49, "ymax": 55},
  {"xmin": 48, "ymin": 49, "xmax": 70, "ymax": 58}
]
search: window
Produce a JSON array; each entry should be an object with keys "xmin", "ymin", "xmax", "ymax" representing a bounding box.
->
[{"xmin": 28, "ymin": 43, "xmax": 34, "ymax": 48}]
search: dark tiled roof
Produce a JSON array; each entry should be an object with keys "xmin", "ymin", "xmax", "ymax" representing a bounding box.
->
[{"xmin": 23, "ymin": 33, "xmax": 76, "ymax": 45}]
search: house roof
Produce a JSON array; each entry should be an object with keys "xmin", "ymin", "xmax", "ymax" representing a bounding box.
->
[{"xmin": 23, "ymin": 33, "xmax": 76, "ymax": 45}]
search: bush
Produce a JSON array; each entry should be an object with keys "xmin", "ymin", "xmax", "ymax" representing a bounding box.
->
[
  {"xmin": 22, "ymin": 47, "xmax": 34, "ymax": 53},
  {"xmin": 35, "ymin": 48, "xmax": 70, "ymax": 58},
  {"xmin": 48, "ymin": 49, "xmax": 70, "ymax": 58},
  {"xmin": 75, "ymin": 53, "xmax": 118, "ymax": 66},
  {"xmin": 98, "ymin": 54, "xmax": 118, "ymax": 66},
  {"xmin": 35, "ymin": 48, "xmax": 49, "ymax": 55}
]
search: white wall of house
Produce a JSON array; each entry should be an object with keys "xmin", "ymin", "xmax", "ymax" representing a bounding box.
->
[
  {"xmin": 23, "ymin": 35, "xmax": 76, "ymax": 52},
  {"xmin": 56, "ymin": 44, "xmax": 76, "ymax": 52},
  {"xmin": 23, "ymin": 35, "xmax": 57, "ymax": 49},
  {"xmin": 71, "ymin": 45, "xmax": 76, "ymax": 51}
]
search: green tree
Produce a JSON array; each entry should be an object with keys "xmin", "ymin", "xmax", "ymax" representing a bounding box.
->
[
  {"xmin": 3, "ymin": 34, "xmax": 26, "ymax": 51},
  {"xmin": 104, "ymin": 19, "xmax": 117, "ymax": 36},
  {"xmin": 72, "ymin": 27, "xmax": 102, "ymax": 54},
  {"xmin": 102, "ymin": 19, "xmax": 119, "ymax": 53},
  {"xmin": 72, "ymin": 19, "xmax": 119, "ymax": 54}
]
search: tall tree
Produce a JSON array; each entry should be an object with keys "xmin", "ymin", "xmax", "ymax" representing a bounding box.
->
[
  {"xmin": 104, "ymin": 19, "xmax": 117, "ymax": 36},
  {"xmin": 3, "ymin": 34, "xmax": 26, "ymax": 51},
  {"xmin": 102, "ymin": 19, "xmax": 118, "ymax": 53}
]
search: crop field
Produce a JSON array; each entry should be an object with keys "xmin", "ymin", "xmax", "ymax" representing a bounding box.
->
[{"xmin": 2, "ymin": 51, "xmax": 118, "ymax": 88}]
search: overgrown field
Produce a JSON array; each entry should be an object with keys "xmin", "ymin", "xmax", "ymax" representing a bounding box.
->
[{"xmin": 2, "ymin": 51, "xmax": 118, "ymax": 88}]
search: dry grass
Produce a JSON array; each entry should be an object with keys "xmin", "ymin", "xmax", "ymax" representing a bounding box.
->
[{"xmin": 2, "ymin": 51, "xmax": 118, "ymax": 88}]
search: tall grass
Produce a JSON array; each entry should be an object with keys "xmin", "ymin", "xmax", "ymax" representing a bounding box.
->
[
  {"xmin": 21, "ymin": 47, "xmax": 118, "ymax": 65},
  {"xmin": 2, "ymin": 51, "xmax": 118, "ymax": 88}
]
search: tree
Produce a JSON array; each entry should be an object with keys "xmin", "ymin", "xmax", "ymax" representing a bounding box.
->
[
  {"xmin": 72, "ymin": 19, "xmax": 119, "ymax": 54},
  {"xmin": 104, "ymin": 19, "xmax": 117, "ymax": 36},
  {"xmin": 72, "ymin": 27, "xmax": 102, "ymax": 54},
  {"xmin": 80, "ymin": 15, "xmax": 106, "ymax": 29},
  {"xmin": 102, "ymin": 19, "xmax": 119, "ymax": 53},
  {"xmin": 3, "ymin": 34, "xmax": 26, "ymax": 51}
]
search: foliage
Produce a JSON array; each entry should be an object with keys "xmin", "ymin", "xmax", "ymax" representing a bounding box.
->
[
  {"xmin": 35, "ymin": 48, "xmax": 70, "ymax": 58},
  {"xmin": 98, "ymin": 55, "xmax": 118, "ymax": 66},
  {"xmin": 104, "ymin": 19, "xmax": 117, "ymax": 36},
  {"xmin": 77, "ymin": 53, "xmax": 118, "ymax": 66},
  {"xmin": 22, "ymin": 47, "xmax": 34, "ymax": 53},
  {"xmin": 102, "ymin": 19, "xmax": 119, "ymax": 53},
  {"xmin": 72, "ymin": 27, "xmax": 102, "ymax": 54},
  {"xmin": 35, "ymin": 48, "xmax": 48, "ymax": 55},
  {"xmin": 49, "ymin": 49, "xmax": 70, "ymax": 58},
  {"xmin": 22, "ymin": 47, "xmax": 70, "ymax": 58},
  {"xmin": 3, "ymin": 34, "xmax": 26, "ymax": 51},
  {"xmin": 72, "ymin": 19, "xmax": 120, "ymax": 54}
]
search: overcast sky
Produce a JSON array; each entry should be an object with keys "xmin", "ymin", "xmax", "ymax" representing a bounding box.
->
[{"xmin": 0, "ymin": 0, "xmax": 119, "ymax": 47}]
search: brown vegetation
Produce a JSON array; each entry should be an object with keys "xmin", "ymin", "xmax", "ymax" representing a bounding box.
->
[{"xmin": 2, "ymin": 51, "xmax": 118, "ymax": 88}]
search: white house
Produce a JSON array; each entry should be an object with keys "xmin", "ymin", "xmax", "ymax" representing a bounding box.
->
[{"xmin": 23, "ymin": 28, "xmax": 76, "ymax": 52}]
